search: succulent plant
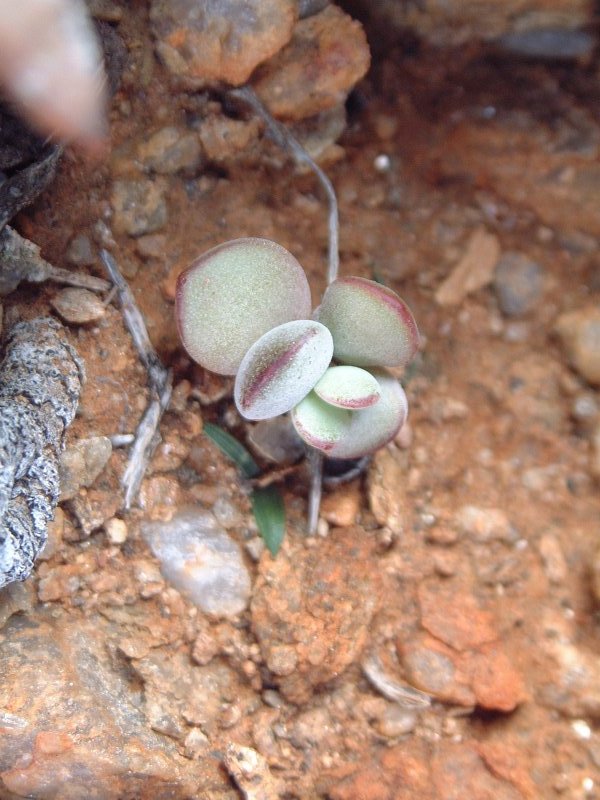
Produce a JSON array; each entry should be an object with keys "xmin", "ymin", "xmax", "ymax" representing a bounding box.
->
[{"xmin": 176, "ymin": 237, "xmax": 419, "ymax": 459}]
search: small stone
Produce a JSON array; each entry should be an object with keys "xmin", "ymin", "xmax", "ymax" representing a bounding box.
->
[
  {"xmin": 137, "ymin": 126, "xmax": 202, "ymax": 174},
  {"xmin": 197, "ymin": 115, "xmax": 261, "ymax": 162},
  {"xmin": 65, "ymin": 233, "xmax": 95, "ymax": 266},
  {"xmin": 192, "ymin": 629, "xmax": 219, "ymax": 665},
  {"xmin": 141, "ymin": 508, "xmax": 251, "ymax": 617},
  {"xmin": 248, "ymin": 417, "xmax": 304, "ymax": 464},
  {"xmin": 135, "ymin": 233, "xmax": 167, "ymax": 259},
  {"xmin": 213, "ymin": 496, "xmax": 244, "ymax": 530},
  {"xmin": 435, "ymin": 227, "xmax": 500, "ymax": 306},
  {"xmin": 266, "ymin": 644, "xmax": 298, "ymax": 676},
  {"xmin": 455, "ymin": 505, "xmax": 514, "ymax": 543},
  {"xmin": 150, "ymin": 0, "xmax": 296, "ymax": 87},
  {"xmin": 493, "ymin": 252, "xmax": 544, "ymax": 316},
  {"xmin": 368, "ymin": 448, "xmax": 407, "ymax": 534},
  {"xmin": 555, "ymin": 306, "xmax": 600, "ymax": 385},
  {"xmin": 253, "ymin": 5, "xmax": 370, "ymax": 121},
  {"xmin": 321, "ymin": 484, "xmax": 360, "ymax": 527},
  {"xmin": 432, "ymin": 549, "xmax": 459, "ymax": 577},
  {"xmin": 183, "ymin": 727, "xmax": 210, "ymax": 759},
  {"xmin": 538, "ymin": 533, "xmax": 568, "ymax": 584},
  {"xmin": 591, "ymin": 423, "xmax": 600, "ymax": 480},
  {"xmin": 425, "ymin": 526, "xmax": 459, "ymax": 546},
  {"xmin": 51, "ymin": 288, "xmax": 105, "ymax": 324},
  {"xmin": 104, "ymin": 517, "xmax": 128, "ymax": 545},
  {"xmin": 59, "ymin": 436, "xmax": 112, "ymax": 501},
  {"xmin": 111, "ymin": 178, "xmax": 168, "ymax": 237},
  {"xmin": 374, "ymin": 706, "xmax": 417, "ymax": 739},
  {"xmin": 290, "ymin": 707, "xmax": 332, "ymax": 747}
]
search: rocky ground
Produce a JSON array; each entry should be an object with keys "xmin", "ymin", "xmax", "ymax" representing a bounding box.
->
[{"xmin": 1, "ymin": 1, "xmax": 600, "ymax": 798}]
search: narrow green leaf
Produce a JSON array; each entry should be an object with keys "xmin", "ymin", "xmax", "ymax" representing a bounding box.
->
[
  {"xmin": 203, "ymin": 422, "xmax": 261, "ymax": 479},
  {"xmin": 252, "ymin": 486, "xmax": 286, "ymax": 556}
]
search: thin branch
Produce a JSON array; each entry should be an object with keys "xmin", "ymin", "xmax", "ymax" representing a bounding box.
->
[
  {"xmin": 229, "ymin": 86, "xmax": 341, "ymax": 536},
  {"xmin": 229, "ymin": 86, "xmax": 339, "ymax": 285},
  {"xmin": 100, "ymin": 250, "xmax": 172, "ymax": 509}
]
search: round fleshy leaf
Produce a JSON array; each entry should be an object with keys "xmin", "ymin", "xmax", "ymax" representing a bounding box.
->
[
  {"xmin": 176, "ymin": 238, "xmax": 311, "ymax": 375},
  {"xmin": 291, "ymin": 392, "xmax": 351, "ymax": 453},
  {"xmin": 327, "ymin": 370, "xmax": 408, "ymax": 459},
  {"xmin": 235, "ymin": 320, "xmax": 333, "ymax": 421},
  {"xmin": 316, "ymin": 277, "xmax": 419, "ymax": 368},
  {"xmin": 314, "ymin": 365, "xmax": 381, "ymax": 409}
]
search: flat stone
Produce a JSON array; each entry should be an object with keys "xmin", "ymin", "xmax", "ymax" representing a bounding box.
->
[
  {"xmin": 150, "ymin": 0, "xmax": 296, "ymax": 87},
  {"xmin": 141, "ymin": 508, "xmax": 251, "ymax": 618},
  {"xmin": 253, "ymin": 5, "xmax": 370, "ymax": 121},
  {"xmin": 111, "ymin": 178, "xmax": 168, "ymax": 237},
  {"xmin": 435, "ymin": 227, "xmax": 500, "ymax": 306},
  {"xmin": 51, "ymin": 288, "xmax": 105, "ymax": 324},
  {"xmin": 555, "ymin": 306, "xmax": 600, "ymax": 385}
]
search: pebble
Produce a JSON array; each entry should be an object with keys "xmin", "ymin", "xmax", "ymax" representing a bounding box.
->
[
  {"xmin": 137, "ymin": 126, "xmax": 202, "ymax": 174},
  {"xmin": 454, "ymin": 505, "xmax": 515, "ymax": 543},
  {"xmin": 247, "ymin": 417, "xmax": 305, "ymax": 464},
  {"xmin": 59, "ymin": 436, "xmax": 112, "ymax": 500},
  {"xmin": 183, "ymin": 727, "xmax": 210, "ymax": 759},
  {"xmin": 111, "ymin": 178, "xmax": 168, "ymax": 237},
  {"xmin": 104, "ymin": 517, "xmax": 128, "ymax": 545},
  {"xmin": 374, "ymin": 706, "xmax": 417, "ymax": 739},
  {"xmin": 65, "ymin": 233, "xmax": 95, "ymax": 266},
  {"xmin": 150, "ymin": 0, "xmax": 295, "ymax": 87},
  {"xmin": 555, "ymin": 306, "xmax": 600, "ymax": 385},
  {"xmin": 493, "ymin": 252, "xmax": 543, "ymax": 316},
  {"xmin": 135, "ymin": 233, "xmax": 167, "ymax": 260},
  {"xmin": 51, "ymin": 287, "xmax": 105, "ymax": 324},
  {"xmin": 253, "ymin": 5, "xmax": 370, "ymax": 121},
  {"xmin": 320, "ymin": 484, "xmax": 360, "ymax": 527},
  {"xmin": 141, "ymin": 508, "xmax": 251, "ymax": 617},
  {"xmin": 196, "ymin": 115, "xmax": 261, "ymax": 162}
]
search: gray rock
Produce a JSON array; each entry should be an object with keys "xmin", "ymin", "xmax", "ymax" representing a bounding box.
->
[
  {"xmin": 111, "ymin": 178, "xmax": 168, "ymax": 237},
  {"xmin": 493, "ymin": 252, "xmax": 543, "ymax": 316},
  {"xmin": 141, "ymin": 508, "xmax": 251, "ymax": 617},
  {"xmin": 65, "ymin": 233, "xmax": 95, "ymax": 266}
]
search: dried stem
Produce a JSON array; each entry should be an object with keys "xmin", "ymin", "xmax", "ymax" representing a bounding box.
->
[
  {"xmin": 230, "ymin": 86, "xmax": 341, "ymax": 534},
  {"xmin": 229, "ymin": 86, "xmax": 339, "ymax": 285},
  {"xmin": 101, "ymin": 250, "xmax": 172, "ymax": 508}
]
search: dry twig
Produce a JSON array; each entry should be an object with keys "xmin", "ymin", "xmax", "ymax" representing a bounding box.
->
[{"xmin": 101, "ymin": 250, "xmax": 172, "ymax": 508}]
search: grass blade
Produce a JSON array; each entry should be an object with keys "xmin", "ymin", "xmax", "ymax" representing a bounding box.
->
[
  {"xmin": 252, "ymin": 485, "xmax": 285, "ymax": 556},
  {"xmin": 203, "ymin": 422, "xmax": 260, "ymax": 479}
]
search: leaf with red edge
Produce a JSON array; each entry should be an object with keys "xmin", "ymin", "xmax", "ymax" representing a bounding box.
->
[
  {"xmin": 317, "ymin": 277, "xmax": 419, "ymax": 368},
  {"xmin": 234, "ymin": 320, "xmax": 333, "ymax": 420},
  {"xmin": 314, "ymin": 365, "xmax": 381, "ymax": 409},
  {"xmin": 176, "ymin": 238, "xmax": 311, "ymax": 375}
]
